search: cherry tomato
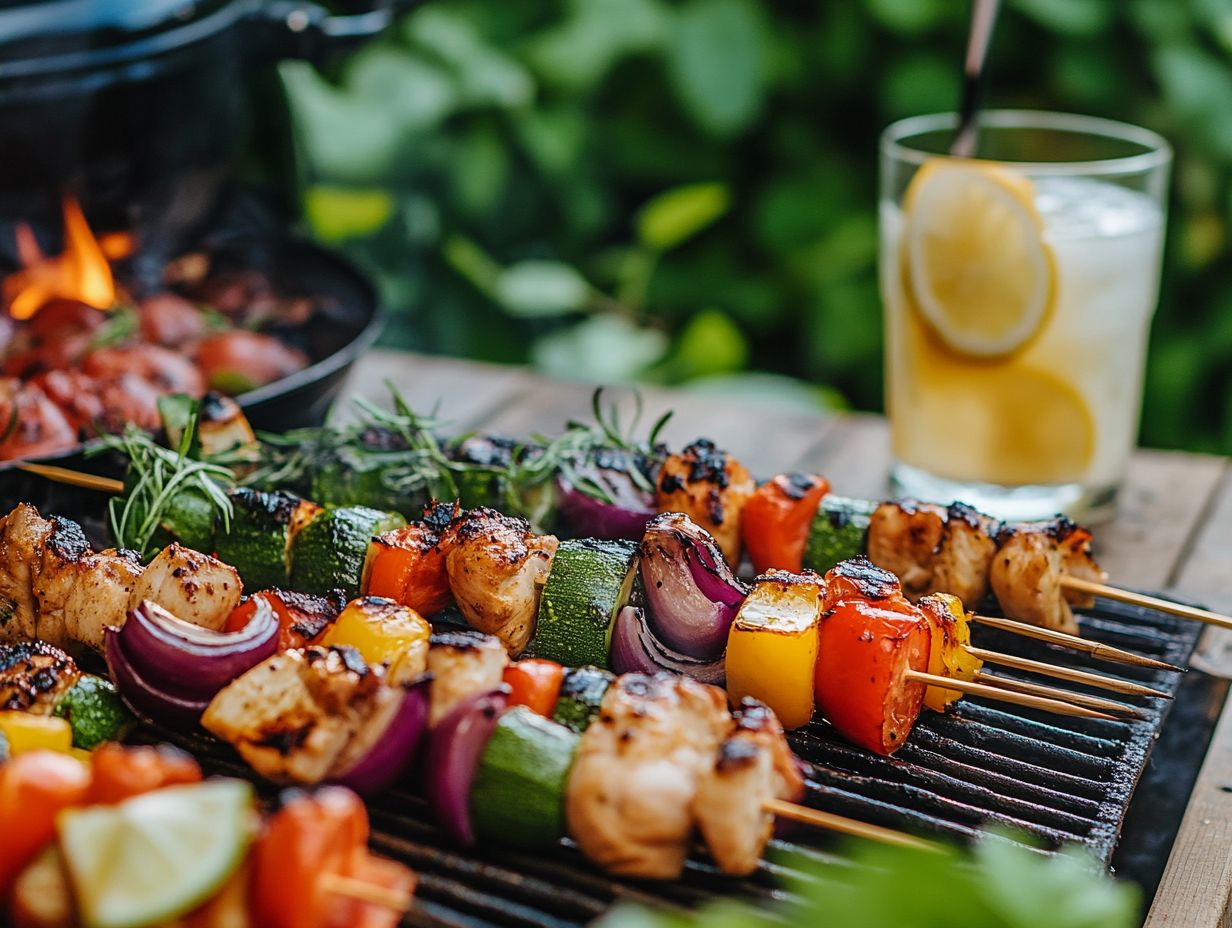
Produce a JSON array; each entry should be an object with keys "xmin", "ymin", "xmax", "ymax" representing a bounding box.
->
[
  {"xmin": 250, "ymin": 787, "xmax": 369, "ymax": 928},
  {"xmin": 0, "ymin": 751, "xmax": 91, "ymax": 895},
  {"xmin": 814, "ymin": 598, "xmax": 930, "ymax": 756},
  {"xmin": 0, "ymin": 379, "xmax": 78, "ymax": 459},
  {"xmin": 740, "ymin": 473, "xmax": 830, "ymax": 574},
  {"xmin": 87, "ymin": 743, "xmax": 202, "ymax": 805},
  {"xmin": 195, "ymin": 331, "xmax": 307, "ymax": 395},
  {"xmin": 502, "ymin": 659, "xmax": 565, "ymax": 717}
]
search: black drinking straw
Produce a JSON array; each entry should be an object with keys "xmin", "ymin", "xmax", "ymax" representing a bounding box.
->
[{"xmin": 951, "ymin": 0, "xmax": 1002, "ymax": 158}]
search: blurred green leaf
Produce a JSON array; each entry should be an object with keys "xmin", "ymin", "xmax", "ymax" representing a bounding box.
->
[
  {"xmin": 527, "ymin": 0, "xmax": 669, "ymax": 92},
  {"xmin": 1010, "ymin": 0, "xmax": 1113, "ymax": 37},
  {"xmin": 666, "ymin": 0, "xmax": 769, "ymax": 136},
  {"xmin": 866, "ymin": 0, "xmax": 950, "ymax": 35},
  {"xmin": 405, "ymin": 8, "xmax": 534, "ymax": 108},
  {"xmin": 495, "ymin": 261, "xmax": 593, "ymax": 317},
  {"xmin": 882, "ymin": 52, "xmax": 961, "ymax": 121},
  {"xmin": 304, "ymin": 186, "xmax": 394, "ymax": 242},
  {"xmin": 344, "ymin": 46, "xmax": 459, "ymax": 130},
  {"xmin": 666, "ymin": 308, "xmax": 748, "ymax": 378},
  {"xmin": 637, "ymin": 183, "xmax": 730, "ymax": 250},
  {"xmin": 531, "ymin": 315, "xmax": 669, "ymax": 381}
]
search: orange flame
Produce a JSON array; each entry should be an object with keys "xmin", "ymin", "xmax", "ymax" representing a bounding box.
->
[{"xmin": 4, "ymin": 198, "xmax": 135, "ymax": 320}]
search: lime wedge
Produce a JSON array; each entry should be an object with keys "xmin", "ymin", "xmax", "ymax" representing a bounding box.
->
[{"xmin": 58, "ymin": 780, "xmax": 254, "ymax": 928}]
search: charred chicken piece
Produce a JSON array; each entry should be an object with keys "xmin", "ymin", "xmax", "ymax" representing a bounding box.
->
[
  {"xmin": 866, "ymin": 500, "xmax": 946, "ymax": 598},
  {"xmin": 127, "ymin": 543, "xmax": 242, "ymax": 633},
  {"xmin": 692, "ymin": 698, "xmax": 804, "ymax": 876},
  {"xmin": 444, "ymin": 508, "xmax": 558, "ymax": 655},
  {"xmin": 655, "ymin": 439, "xmax": 755, "ymax": 566},
  {"xmin": 990, "ymin": 518, "xmax": 1107, "ymax": 633},
  {"xmin": 426, "ymin": 629, "xmax": 508, "ymax": 726},
  {"xmin": 0, "ymin": 640, "xmax": 80, "ymax": 713},
  {"xmin": 565, "ymin": 672, "xmax": 732, "ymax": 879},
  {"xmin": 0, "ymin": 503, "xmax": 54, "ymax": 643},
  {"xmin": 201, "ymin": 645, "xmax": 387, "ymax": 784},
  {"xmin": 931, "ymin": 502, "xmax": 1001, "ymax": 608}
]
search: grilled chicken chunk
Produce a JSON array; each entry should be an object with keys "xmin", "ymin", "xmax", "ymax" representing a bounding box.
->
[
  {"xmin": 201, "ymin": 646, "xmax": 385, "ymax": 784},
  {"xmin": 0, "ymin": 641, "xmax": 80, "ymax": 713},
  {"xmin": 931, "ymin": 503, "xmax": 1000, "ymax": 608},
  {"xmin": 692, "ymin": 699, "xmax": 804, "ymax": 876},
  {"xmin": 426, "ymin": 630, "xmax": 508, "ymax": 726},
  {"xmin": 655, "ymin": 439, "xmax": 756, "ymax": 565},
  {"xmin": 0, "ymin": 503, "xmax": 53, "ymax": 643},
  {"xmin": 990, "ymin": 519, "xmax": 1107, "ymax": 633},
  {"xmin": 866, "ymin": 501, "xmax": 945, "ymax": 598},
  {"xmin": 127, "ymin": 543, "xmax": 241, "ymax": 632},
  {"xmin": 33, "ymin": 518, "xmax": 141, "ymax": 653},
  {"xmin": 445, "ymin": 508, "xmax": 558, "ymax": 655},
  {"xmin": 566, "ymin": 673, "xmax": 732, "ymax": 879}
]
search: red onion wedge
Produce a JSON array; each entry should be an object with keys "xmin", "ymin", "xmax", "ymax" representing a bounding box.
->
[
  {"xmin": 558, "ymin": 465, "xmax": 657, "ymax": 541},
  {"xmin": 610, "ymin": 605, "xmax": 725, "ymax": 686},
  {"xmin": 117, "ymin": 598, "xmax": 279, "ymax": 699},
  {"xmin": 104, "ymin": 626, "xmax": 213, "ymax": 728},
  {"xmin": 640, "ymin": 512, "xmax": 747, "ymax": 659},
  {"xmin": 423, "ymin": 687, "xmax": 509, "ymax": 846},
  {"xmin": 332, "ymin": 676, "xmax": 431, "ymax": 796}
]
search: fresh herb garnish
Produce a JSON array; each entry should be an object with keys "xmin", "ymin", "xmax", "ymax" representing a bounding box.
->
[
  {"xmin": 95, "ymin": 404, "xmax": 234, "ymax": 560},
  {"xmin": 88, "ymin": 306, "xmax": 139, "ymax": 350}
]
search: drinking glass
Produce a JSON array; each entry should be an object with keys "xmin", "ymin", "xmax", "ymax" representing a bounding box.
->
[{"xmin": 879, "ymin": 110, "xmax": 1171, "ymax": 521}]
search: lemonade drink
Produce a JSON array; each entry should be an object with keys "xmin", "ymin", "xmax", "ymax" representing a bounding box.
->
[{"xmin": 879, "ymin": 112, "xmax": 1170, "ymax": 520}]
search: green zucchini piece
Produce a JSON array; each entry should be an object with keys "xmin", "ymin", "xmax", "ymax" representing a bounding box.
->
[
  {"xmin": 532, "ymin": 539, "xmax": 639, "ymax": 668},
  {"xmin": 802, "ymin": 495, "xmax": 876, "ymax": 574},
  {"xmin": 215, "ymin": 489, "xmax": 317, "ymax": 590},
  {"xmin": 551, "ymin": 666, "xmax": 615, "ymax": 733},
  {"xmin": 289, "ymin": 506, "xmax": 406, "ymax": 597},
  {"xmin": 152, "ymin": 484, "xmax": 217, "ymax": 554},
  {"xmin": 53, "ymin": 676, "xmax": 136, "ymax": 750},
  {"xmin": 470, "ymin": 706, "xmax": 579, "ymax": 847}
]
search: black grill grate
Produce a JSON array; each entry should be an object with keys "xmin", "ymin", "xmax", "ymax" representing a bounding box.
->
[{"xmin": 144, "ymin": 595, "xmax": 1201, "ymax": 928}]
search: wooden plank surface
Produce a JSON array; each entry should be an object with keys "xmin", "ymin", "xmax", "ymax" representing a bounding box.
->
[{"xmin": 344, "ymin": 351, "xmax": 1232, "ymax": 926}]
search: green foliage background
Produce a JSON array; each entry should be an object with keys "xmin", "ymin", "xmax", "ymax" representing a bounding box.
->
[{"xmin": 282, "ymin": 0, "xmax": 1232, "ymax": 453}]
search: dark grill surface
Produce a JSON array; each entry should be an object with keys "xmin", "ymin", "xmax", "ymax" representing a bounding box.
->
[{"xmin": 149, "ymin": 595, "xmax": 1202, "ymax": 928}]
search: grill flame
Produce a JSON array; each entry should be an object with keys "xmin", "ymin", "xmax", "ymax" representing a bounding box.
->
[{"xmin": 4, "ymin": 198, "xmax": 134, "ymax": 320}]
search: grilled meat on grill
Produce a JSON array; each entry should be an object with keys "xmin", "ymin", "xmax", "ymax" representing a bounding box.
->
[
  {"xmin": 0, "ymin": 640, "xmax": 80, "ymax": 713},
  {"xmin": 445, "ymin": 508, "xmax": 557, "ymax": 655},
  {"xmin": 426, "ymin": 629, "xmax": 508, "ymax": 726}
]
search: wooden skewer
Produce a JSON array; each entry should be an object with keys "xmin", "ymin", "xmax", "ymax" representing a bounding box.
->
[
  {"xmin": 763, "ymin": 798, "xmax": 940, "ymax": 852},
  {"xmin": 969, "ymin": 614, "xmax": 1183, "ymax": 672},
  {"xmin": 965, "ymin": 646, "xmax": 1170, "ymax": 700},
  {"xmin": 319, "ymin": 873, "xmax": 413, "ymax": 911},
  {"xmin": 903, "ymin": 669, "xmax": 1116, "ymax": 720},
  {"xmin": 1061, "ymin": 576, "xmax": 1232, "ymax": 633},
  {"xmin": 972, "ymin": 671, "xmax": 1144, "ymax": 719},
  {"xmin": 14, "ymin": 463, "xmax": 125, "ymax": 494}
]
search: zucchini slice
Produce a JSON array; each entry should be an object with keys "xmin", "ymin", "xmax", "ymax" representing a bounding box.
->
[
  {"xmin": 216, "ymin": 489, "xmax": 321, "ymax": 591},
  {"xmin": 470, "ymin": 706, "xmax": 579, "ymax": 847},
  {"xmin": 802, "ymin": 496, "xmax": 876, "ymax": 574},
  {"xmin": 551, "ymin": 665, "xmax": 615, "ymax": 733},
  {"xmin": 532, "ymin": 539, "xmax": 639, "ymax": 668},
  {"xmin": 289, "ymin": 506, "xmax": 406, "ymax": 597}
]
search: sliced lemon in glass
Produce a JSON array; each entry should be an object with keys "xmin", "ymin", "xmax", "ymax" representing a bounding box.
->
[
  {"xmin": 58, "ymin": 780, "xmax": 254, "ymax": 928},
  {"xmin": 903, "ymin": 158, "xmax": 1056, "ymax": 359}
]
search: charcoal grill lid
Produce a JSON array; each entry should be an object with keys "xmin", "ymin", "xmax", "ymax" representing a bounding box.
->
[{"xmin": 0, "ymin": 0, "xmax": 247, "ymax": 78}]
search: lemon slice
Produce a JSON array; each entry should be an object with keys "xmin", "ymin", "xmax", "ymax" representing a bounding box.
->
[
  {"xmin": 903, "ymin": 159, "xmax": 1055, "ymax": 358},
  {"xmin": 58, "ymin": 780, "xmax": 254, "ymax": 928},
  {"xmin": 902, "ymin": 360, "xmax": 1095, "ymax": 485}
]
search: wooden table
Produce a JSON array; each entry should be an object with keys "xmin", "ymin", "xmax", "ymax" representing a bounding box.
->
[{"xmin": 344, "ymin": 348, "xmax": 1232, "ymax": 927}]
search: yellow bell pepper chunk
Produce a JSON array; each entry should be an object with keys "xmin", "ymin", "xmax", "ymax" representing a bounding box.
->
[
  {"xmin": 918, "ymin": 593, "xmax": 983, "ymax": 712},
  {"xmin": 725, "ymin": 570, "xmax": 822, "ymax": 730},
  {"xmin": 0, "ymin": 711, "xmax": 73, "ymax": 755},
  {"xmin": 321, "ymin": 596, "xmax": 431, "ymax": 683}
]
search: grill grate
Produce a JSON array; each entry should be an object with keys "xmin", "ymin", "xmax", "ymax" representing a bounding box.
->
[{"xmin": 144, "ymin": 595, "xmax": 1201, "ymax": 927}]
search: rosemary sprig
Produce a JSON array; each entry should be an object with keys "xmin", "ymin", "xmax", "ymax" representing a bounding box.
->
[{"xmin": 95, "ymin": 405, "xmax": 234, "ymax": 560}]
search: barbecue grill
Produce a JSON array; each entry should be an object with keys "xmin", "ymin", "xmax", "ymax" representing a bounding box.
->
[{"xmin": 133, "ymin": 594, "xmax": 1211, "ymax": 927}]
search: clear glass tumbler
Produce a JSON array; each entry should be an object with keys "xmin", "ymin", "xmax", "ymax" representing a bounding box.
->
[{"xmin": 879, "ymin": 110, "xmax": 1171, "ymax": 521}]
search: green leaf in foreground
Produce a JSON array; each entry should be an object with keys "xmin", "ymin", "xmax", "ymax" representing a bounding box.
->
[
  {"xmin": 596, "ymin": 830, "xmax": 1138, "ymax": 928},
  {"xmin": 636, "ymin": 183, "xmax": 730, "ymax": 251}
]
